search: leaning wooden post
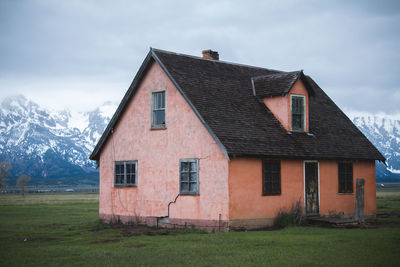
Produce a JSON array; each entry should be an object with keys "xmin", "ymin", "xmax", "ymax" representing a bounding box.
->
[{"xmin": 355, "ymin": 178, "xmax": 365, "ymax": 224}]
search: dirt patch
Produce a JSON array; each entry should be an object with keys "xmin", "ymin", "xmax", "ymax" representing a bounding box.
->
[
  {"xmin": 108, "ymin": 223, "xmax": 171, "ymax": 237},
  {"xmin": 90, "ymin": 238, "xmax": 121, "ymax": 244}
]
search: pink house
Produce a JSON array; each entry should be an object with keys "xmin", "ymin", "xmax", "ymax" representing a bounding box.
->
[{"xmin": 90, "ymin": 48, "xmax": 384, "ymax": 231}]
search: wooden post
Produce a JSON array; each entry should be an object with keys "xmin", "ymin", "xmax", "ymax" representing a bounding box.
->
[{"xmin": 355, "ymin": 178, "xmax": 365, "ymax": 224}]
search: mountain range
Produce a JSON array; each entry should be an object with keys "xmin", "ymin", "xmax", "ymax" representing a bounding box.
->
[
  {"xmin": 0, "ymin": 95, "xmax": 399, "ymax": 180},
  {"xmin": 0, "ymin": 95, "xmax": 114, "ymax": 178}
]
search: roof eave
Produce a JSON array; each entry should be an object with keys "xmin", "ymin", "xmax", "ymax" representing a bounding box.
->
[
  {"xmin": 89, "ymin": 49, "xmax": 155, "ymax": 161},
  {"xmin": 90, "ymin": 48, "xmax": 231, "ymax": 162},
  {"xmin": 229, "ymin": 152, "xmax": 385, "ymax": 162}
]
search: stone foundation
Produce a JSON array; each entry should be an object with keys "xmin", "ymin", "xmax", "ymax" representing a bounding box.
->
[{"xmin": 100, "ymin": 213, "xmax": 230, "ymax": 232}]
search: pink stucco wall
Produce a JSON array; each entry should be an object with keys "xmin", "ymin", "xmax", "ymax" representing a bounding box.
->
[
  {"xmin": 263, "ymin": 79, "xmax": 309, "ymax": 132},
  {"xmin": 99, "ymin": 61, "xmax": 229, "ymax": 224},
  {"xmin": 319, "ymin": 160, "xmax": 376, "ymax": 216},
  {"xmin": 228, "ymin": 158, "xmax": 376, "ymax": 227}
]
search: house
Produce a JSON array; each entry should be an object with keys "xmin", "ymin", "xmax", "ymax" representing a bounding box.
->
[{"xmin": 90, "ymin": 48, "xmax": 385, "ymax": 231}]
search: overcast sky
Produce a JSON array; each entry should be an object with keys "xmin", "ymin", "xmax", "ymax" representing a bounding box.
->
[{"xmin": 1, "ymin": 0, "xmax": 399, "ymax": 116}]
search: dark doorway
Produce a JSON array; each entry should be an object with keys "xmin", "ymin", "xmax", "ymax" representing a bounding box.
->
[{"xmin": 305, "ymin": 162, "xmax": 319, "ymax": 215}]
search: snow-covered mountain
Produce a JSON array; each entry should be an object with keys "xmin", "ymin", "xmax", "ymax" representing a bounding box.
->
[
  {"xmin": 349, "ymin": 113, "xmax": 400, "ymax": 178},
  {"xmin": 0, "ymin": 95, "xmax": 116, "ymax": 178}
]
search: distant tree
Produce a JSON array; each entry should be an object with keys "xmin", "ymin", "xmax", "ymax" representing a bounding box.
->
[
  {"xmin": 0, "ymin": 162, "xmax": 12, "ymax": 189},
  {"xmin": 16, "ymin": 174, "xmax": 31, "ymax": 197}
]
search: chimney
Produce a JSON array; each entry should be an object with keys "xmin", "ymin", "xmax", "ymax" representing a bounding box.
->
[{"xmin": 202, "ymin": 49, "xmax": 219, "ymax": 60}]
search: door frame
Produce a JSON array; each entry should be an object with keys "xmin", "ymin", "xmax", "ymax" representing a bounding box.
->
[{"xmin": 303, "ymin": 160, "xmax": 320, "ymax": 215}]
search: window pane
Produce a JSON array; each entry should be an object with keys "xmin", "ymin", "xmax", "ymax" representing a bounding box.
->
[
  {"xmin": 189, "ymin": 162, "xmax": 195, "ymax": 171},
  {"xmin": 181, "ymin": 182, "xmax": 188, "ymax": 192},
  {"xmin": 293, "ymin": 98, "xmax": 299, "ymax": 113},
  {"xmin": 181, "ymin": 162, "xmax": 189, "ymax": 172},
  {"xmin": 116, "ymin": 174, "xmax": 123, "ymax": 184},
  {"xmin": 181, "ymin": 172, "xmax": 189, "ymax": 181},
  {"xmin": 271, "ymin": 162, "xmax": 280, "ymax": 172},
  {"xmin": 189, "ymin": 172, "xmax": 197, "ymax": 181},
  {"xmin": 265, "ymin": 163, "xmax": 271, "ymax": 172},
  {"xmin": 161, "ymin": 92, "xmax": 165, "ymax": 108},
  {"xmin": 189, "ymin": 182, "xmax": 197, "ymax": 192},
  {"xmin": 152, "ymin": 92, "xmax": 165, "ymax": 109},
  {"xmin": 273, "ymin": 182, "xmax": 279, "ymax": 193},
  {"xmin": 155, "ymin": 110, "xmax": 165, "ymax": 125},
  {"xmin": 292, "ymin": 114, "xmax": 302, "ymax": 130},
  {"xmin": 155, "ymin": 93, "xmax": 160, "ymax": 108},
  {"xmin": 115, "ymin": 163, "xmax": 125, "ymax": 185}
]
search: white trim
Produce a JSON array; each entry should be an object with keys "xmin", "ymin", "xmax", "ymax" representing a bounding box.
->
[
  {"xmin": 290, "ymin": 94, "xmax": 306, "ymax": 132},
  {"xmin": 303, "ymin": 160, "xmax": 320, "ymax": 214}
]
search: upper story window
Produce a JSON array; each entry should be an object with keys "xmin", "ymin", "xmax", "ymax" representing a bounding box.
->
[
  {"xmin": 151, "ymin": 91, "xmax": 165, "ymax": 129},
  {"xmin": 338, "ymin": 162, "xmax": 353, "ymax": 193},
  {"xmin": 179, "ymin": 159, "xmax": 199, "ymax": 195},
  {"xmin": 291, "ymin": 95, "xmax": 305, "ymax": 132},
  {"xmin": 115, "ymin": 161, "xmax": 137, "ymax": 187},
  {"xmin": 262, "ymin": 160, "xmax": 281, "ymax": 196}
]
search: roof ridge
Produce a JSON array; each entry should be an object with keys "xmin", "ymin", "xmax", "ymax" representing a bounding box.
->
[
  {"xmin": 151, "ymin": 47, "xmax": 284, "ymax": 72},
  {"xmin": 252, "ymin": 70, "xmax": 302, "ymax": 80}
]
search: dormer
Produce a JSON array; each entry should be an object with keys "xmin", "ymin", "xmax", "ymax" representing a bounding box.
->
[{"xmin": 251, "ymin": 71, "xmax": 314, "ymax": 133}]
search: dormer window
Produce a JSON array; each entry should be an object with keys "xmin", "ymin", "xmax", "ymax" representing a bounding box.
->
[{"xmin": 291, "ymin": 95, "xmax": 305, "ymax": 132}]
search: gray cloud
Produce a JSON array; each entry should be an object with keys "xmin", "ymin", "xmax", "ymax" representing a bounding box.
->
[{"xmin": 0, "ymin": 0, "xmax": 399, "ymax": 114}]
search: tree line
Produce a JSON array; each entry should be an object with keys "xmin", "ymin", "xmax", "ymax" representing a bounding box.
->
[{"xmin": 0, "ymin": 162, "xmax": 31, "ymax": 196}]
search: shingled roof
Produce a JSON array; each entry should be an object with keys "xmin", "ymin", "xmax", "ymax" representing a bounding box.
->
[
  {"xmin": 90, "ymin": 48, "xmax": 385, "ymax": 163},
  {"xmin": 252, "ymin": 71, "xmax": 314, "ymax": 98}
]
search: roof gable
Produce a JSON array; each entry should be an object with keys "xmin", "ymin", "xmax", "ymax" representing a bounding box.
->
[
  {"xmin": 90, "ymin": 49, "xmax": 229, "ymax": 161},
  {"xmin": 91, "ymin": 48, "xmax": 385, "ymax": 163}
]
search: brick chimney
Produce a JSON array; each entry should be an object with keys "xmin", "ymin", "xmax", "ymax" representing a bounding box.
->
[{"xmin": 202, "ymin": 49, "xmax": 219, "ymax": 60}]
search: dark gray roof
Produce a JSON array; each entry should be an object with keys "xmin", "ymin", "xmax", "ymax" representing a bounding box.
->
[{"xmin": 90, "ymin": 48, "xmax": 385, "ymax": 162}]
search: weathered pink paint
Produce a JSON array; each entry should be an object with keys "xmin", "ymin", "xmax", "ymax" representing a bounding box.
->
[
  {"xmin": 263, "ymin": 79, "xmax": 309, "ymax": 132},
  {"xmin": 99, "ymin": 61, "xmax": 229, "ymax": 228},
  {"xmin": 98, "ymin": 60, "xmax": 376, "ymax": 230}
]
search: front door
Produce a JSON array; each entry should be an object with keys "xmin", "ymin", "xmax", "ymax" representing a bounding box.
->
[{"xmin": 305, "ymin": 162, "xmax": 319, "ymax": 215}]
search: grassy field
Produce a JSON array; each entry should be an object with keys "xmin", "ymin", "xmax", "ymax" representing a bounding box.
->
[{"xmin": 0, "ymin": 192, "xmax": 399, "ymax": 266}]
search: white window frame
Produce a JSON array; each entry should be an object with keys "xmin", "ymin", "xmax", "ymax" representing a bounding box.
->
[
  {"xmin": 151, "ymin": 91, "xmax": 166, "ymax": 129},
  {"xmin": 179, "ymin": 158, "xmax": 199, "ymax": 195},
  {"xmin": 290, "ymin": 94, "xmax": 306, "ymax": 132},
  {"xmin": 114, "ymin": 161, "xmax": 138, "ymax": 187}
]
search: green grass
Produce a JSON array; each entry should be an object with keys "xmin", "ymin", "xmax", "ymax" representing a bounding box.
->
[
  {"xmin": 377, "ymin": 188, "xmax": 400, "ymax": 213},
  {"xmin": 0, "ymin": 192, "xmax": 400, "ymax": 266}
]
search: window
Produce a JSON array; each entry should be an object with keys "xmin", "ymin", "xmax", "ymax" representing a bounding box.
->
[
  {"xmin": 114, "ymin": 161, "xmax": 137, "ymax": 187},
  {"xmin": 179, "ymin": 159, "xmax": 199, "ymax": 195},
  {"xmin": 338, "ymin": 162, "xmax": 353, "ymax": 193},
  {"xmin": 291, "ymin": 95, "xmax": 305, "ymax": 132},
  {"xmin": 151, "ymin": 91, "xmax": 165, "ymax": 128},
  {"xmin": 263, "ymin": 160, "xmax": 281, "ymax": 195}
]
